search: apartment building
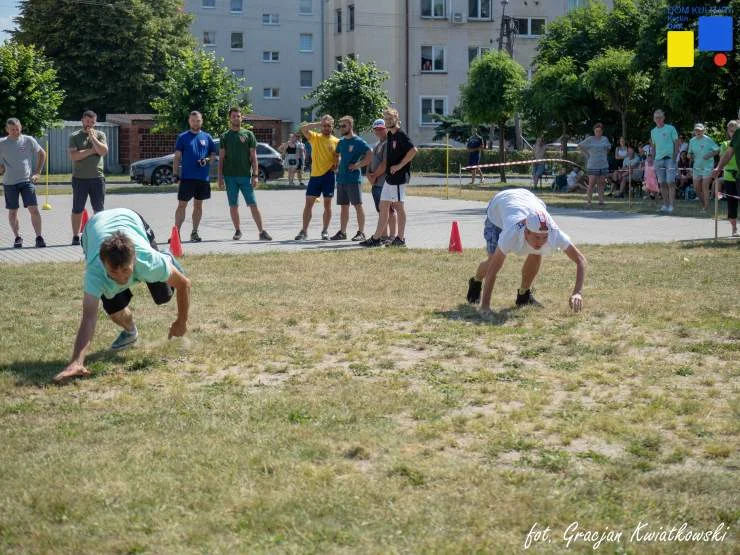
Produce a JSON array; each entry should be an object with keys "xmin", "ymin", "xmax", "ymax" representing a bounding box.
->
[
  {"xmin": 325, "ymin": 0, "xmax": 613, "ymax": 143},
  {"xmin": 184, "ymin": 0, "xmax": 323, "ymax": 131}
]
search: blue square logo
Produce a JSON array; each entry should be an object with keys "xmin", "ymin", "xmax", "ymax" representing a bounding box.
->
[{"xmin": 698, "ymin": 16, "xmax": 733, "ymax": 52}]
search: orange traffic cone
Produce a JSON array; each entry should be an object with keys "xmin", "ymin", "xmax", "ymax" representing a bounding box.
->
[
  {"xmin": 79, "ymin": 208, "xmax": 89, "ymax": 232},
  {"xmin": 169, "ymin": 226, "xmax": 183, "ymax": 257},
  {"xmin": 449, "ymin": 221, "xmax": 463, "ymax": 253}
]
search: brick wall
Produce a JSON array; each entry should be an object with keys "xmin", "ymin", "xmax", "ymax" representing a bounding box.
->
[{"xmin": 140, "ymin": 130, "xmax": 178, "ymax": 160}]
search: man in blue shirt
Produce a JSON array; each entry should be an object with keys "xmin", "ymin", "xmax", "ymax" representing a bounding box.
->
[
  {"xmin": 173, "ymin": 111, "xmax": 218, "ymax": 242},
  {"xmin": 329, "ymin": 115, "xmax": 372, "ymax": 241},
  {"xmin": 53, "ymin": 208, "xmax": 191, "ymax": 383}
]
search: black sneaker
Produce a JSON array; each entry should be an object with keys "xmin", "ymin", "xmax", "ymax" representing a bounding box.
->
[
  {"xmin": 295, "ymin": 230, "xmax": 307, "ymax": 240},
  {"xmin": 71, "ymin": 235, "xmax": 80, "ymax": 246},
  {"xmin": 321, "ymin": 230, "xmax": 329, "ymax": 240},
  {"xmin": 233, "ymin": 229, "xmax": 242, "ymax": 240},
  {"xmin": 467, "ymin": 278, "xmax": 482, "ymax": 304},
  {"xmin": 359, "ymin": 236, "xmax": 383, "ymax": 248},
  {"xmin": 190, "ymin": 230, "xmax": 202, "ymax": 242},
  {"xmin": 13, "ymin": 236, "xmax": 22, "ymax": 248},
  {"xmin": 388, "ymin": 236, "xmax": 406, "ymax": 248},
  {"xmin": 330, "ymin": 230, "xmax": 347, "ymax": 240},
  {"xmin": 380, "ymin": 236, "xmax": 393, "ymax": 246},
  {"xmin": 351, "ymin": 230, "xmax": 366, "ymax": 241},
  {"xmin": 35, "ymin": 236, "xmax": 46, "ymax": 248},
  {"xmin": 515, "ymin": 288, "xmax": 544, "ymax": 308},
  {"xmin": 259, "ymin": 230, "xmax": 273, "ymax": 241}
]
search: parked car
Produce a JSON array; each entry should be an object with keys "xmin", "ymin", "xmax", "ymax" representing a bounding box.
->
[{"xmin": 129, "ymin": 140, "xmax": 284, "ymax": 185}]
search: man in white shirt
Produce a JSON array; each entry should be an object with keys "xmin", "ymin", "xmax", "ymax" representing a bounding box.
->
[{"xmin": 466, "ymin": 188, "xmax": 587, "ymax": 317}]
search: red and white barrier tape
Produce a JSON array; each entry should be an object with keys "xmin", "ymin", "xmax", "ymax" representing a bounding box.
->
[{"xmin": 462, "ymin": 158, "xmax": 583, "ymax": 171}]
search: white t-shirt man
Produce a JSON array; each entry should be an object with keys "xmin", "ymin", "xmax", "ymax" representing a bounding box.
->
[{"xmin": 486, "ymin": 188, "xmax": 572, "ymax": 256}]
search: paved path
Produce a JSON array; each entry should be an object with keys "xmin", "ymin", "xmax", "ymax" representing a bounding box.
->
[{"xmin": 0, "ymin": 190, "xmax": 730, "ymax": 264}]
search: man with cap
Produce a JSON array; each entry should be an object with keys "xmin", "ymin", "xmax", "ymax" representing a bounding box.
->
[
  {"xmin": 466, "ymin": 188, "xmax": 587, "ymax": 317},
  {"xmin": 365, "ymin": 118, "xmax": 396, "ymax": 242}
]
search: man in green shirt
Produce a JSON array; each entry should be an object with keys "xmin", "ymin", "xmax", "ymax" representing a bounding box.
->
[
  {"xmin": 217, "ymin": 107, "xmax": 271, "ymax": 241},
  {"xmin": 68, "ymin": 110, "xmax": 108, "ymax": 245}
]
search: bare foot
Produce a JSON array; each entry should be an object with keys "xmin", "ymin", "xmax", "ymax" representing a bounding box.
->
[{"xmin": 53, "ymin": 364, "xmax": 91, "ymax": 384}]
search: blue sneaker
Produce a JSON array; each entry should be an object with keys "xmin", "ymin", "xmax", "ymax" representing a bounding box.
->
[{"xmin": 111, "ymin": 327, "xmax": 138, "ymax": 350}]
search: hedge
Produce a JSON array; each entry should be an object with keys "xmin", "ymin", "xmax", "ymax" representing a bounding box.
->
[{"xmin": 412, "ymin": 148, "xmax": 586, "ymax": 174}]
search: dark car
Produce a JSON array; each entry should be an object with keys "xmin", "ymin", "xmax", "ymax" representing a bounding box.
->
[{"xmin": 130, "ymin": 140, "xmax": 284, "ymax": 185}]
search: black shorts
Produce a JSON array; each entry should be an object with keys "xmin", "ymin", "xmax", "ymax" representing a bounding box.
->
[
  {"xmin": 100, "ymin": 214, "xmax": 174, "ymax": 315},
  {"xmin": 178, "ymin": 179, "xmax": 211, "ymax": 202},
  {"xmin": 72, "ymin": 177, "xmax": 105, "ymax": 214}
]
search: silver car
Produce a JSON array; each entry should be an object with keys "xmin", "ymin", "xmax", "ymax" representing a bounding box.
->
[{"xmin": 129, "ymin": 140, "xmax": 285, "ymax": 185}]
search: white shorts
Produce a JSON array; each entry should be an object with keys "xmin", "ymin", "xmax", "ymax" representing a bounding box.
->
[{"xmin": 381, "ymin": 183, "xmax": 406, "ymax": 202}]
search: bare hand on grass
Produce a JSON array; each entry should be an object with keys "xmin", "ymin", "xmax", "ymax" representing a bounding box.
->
[
  {"xmin": 168, "ymin": 319, "xmax": 187, "ymax": 339},
  {"xmin": 569, "ymin": 293, "xmax": 583, "ymax": 313}
]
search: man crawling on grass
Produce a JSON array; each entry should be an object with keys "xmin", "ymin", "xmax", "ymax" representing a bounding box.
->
[
  {"xmin": 54, "ymin": 208, "xmax": 191, "ymax": 383},
  {"xmin": 466, "ymin": 188, "xmax": 587, "ymax": 318}
]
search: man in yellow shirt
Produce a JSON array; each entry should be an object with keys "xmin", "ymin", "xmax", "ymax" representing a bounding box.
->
[{"xmin": 296, "ymin": 115, "xmax": 339, "ymax": 240}]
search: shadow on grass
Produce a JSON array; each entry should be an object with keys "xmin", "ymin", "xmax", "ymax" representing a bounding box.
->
[
  {"xmin": 433, "ymin": 304, "xmax": 519, "ymax": 325},
  {"xmin": 1, "ymin": 350, "xmax": 129, "ymax": 387},
  {"xmin": 679, "ymin": 238, "xmax": 740, "ymax": 249}
]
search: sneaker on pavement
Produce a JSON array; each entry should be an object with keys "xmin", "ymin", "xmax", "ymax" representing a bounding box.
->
[
  {"xmin": 259, "ymin": 230, "xmax": 273, "ymax": 241},
  {"xmin": 380, "ymin": 236, "xmax": 393, "ymax": 246},
  {"xmin": 388, "ymin": 236, "xmax": 407, "ymax": 247},
  {"xmin": 667, "ymin": 205, "xmax": 674, "ymax": 214},
  {"xmin": 321, "ymin": 230, "xmax": 330, "ymax": 240},
  {"xmin": 515, "ymin": 288, "xmax": 544, "ymax": 308},
  {"xmin": 190, "ymin": 230, "xmax": 202, "ymax": 242},
  {"xmin": 351, "ymin": 230, "xmax": 366, "ymax": 241},
  {"xmin": 467, "ymin": 278, "xmax": 482, "ymax": 304},
  {"xmin": 233, "ymin": 229, "xmax": 242, "ymax": 240},
  {"xmin": 35, "ymin": 236, "xmax": 46, "ymax": 248},
  {"xmin": 111, "ymin": 327, "xmax": 138, "ymax": 350},
  {"xmin": 330, "ymin": 230, "xmax": 347, "ymax": 240},
  {"xmin": 71, "ymin": 235, "xmax": 81, "ymax": 246},
  {"xmin": 295, "ymin": 230, "xmax": 307, "ymax": 240},
  {"xmin": 13, "ymin": 236, "xmax": 22, "ymax": 248},
  {"xmin": 658, "ymin": 205, "xmax": 667, "ymax": 213},
  {"xmin": 359, "ymin": 236, "xmax": 383, "ymax": 248}
]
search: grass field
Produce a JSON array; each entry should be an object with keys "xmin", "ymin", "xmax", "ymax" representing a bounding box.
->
[{"xmin": 1, "ymin": 243, "xmax": 738, "ymax": 553}]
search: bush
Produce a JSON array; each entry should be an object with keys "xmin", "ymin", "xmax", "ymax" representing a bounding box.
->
[{"xmin": 412, "ymin": 148, "xmax": 585, "ymax": 174}]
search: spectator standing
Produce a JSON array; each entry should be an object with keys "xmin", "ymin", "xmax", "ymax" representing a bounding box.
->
[
  {"xmin": 614, "ymin": 145, "xmax": 642, "ymax": 198},
  {"xmin": 173, "ymin": 111, "xmax": 218, "ymax": 242},
  {"xmin": 280, "ymin": 133, "xmax": 305, "ymax": 186},
  {"xmin": 688, "ymin": 123, "xmax": 719, "ymax": 212},
  {"xmin": 717, "ymin": 120, "xmax": 738, "ymax": 236},
  {"xmin": 366, "ymin": 118, "xmax": 396, "ymax": 241},
  {"xmin": 68, "ymin": 110, "xmax": 108, "ymax": 245},
  {"xmin": 467, "ymin": 130, "xmax": 485, "ymax": 185},
  {"xmin": 578, "ymin": 122, "xmax": 611, "ymax": 206},
  {"xmin": 532, "ymin": 137, "xmax": 547, "ymax": 189},
  {"xmin": 0, "ymin": 118, "xmax": 47, "ymax": 248},
  {"xmin": 650, "ymin": 109, "xmax": 679, "ymax": 213}
]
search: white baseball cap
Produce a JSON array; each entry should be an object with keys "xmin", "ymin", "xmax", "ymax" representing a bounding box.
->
[
  {"xmin": 372, "ymin": 118, "xmax": 386, "ymax": 129},
  {"xmin": 525, "ymin": 210, "xmax": 550, "ymax": 234}
]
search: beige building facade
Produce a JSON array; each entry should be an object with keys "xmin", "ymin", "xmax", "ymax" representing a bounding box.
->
[{"xmin": 325, "ymin": 0, "xmax": 613, "ymax": 143}]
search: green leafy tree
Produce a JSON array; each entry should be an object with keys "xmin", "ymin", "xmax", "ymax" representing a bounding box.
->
[
  {"xmin": 0, "ymin": 41, "xmax": 64, "ymax": 136},
  {"xmin": 523, "ymin": 57, "xmax": 588, "ymax": 156},
  {"xmin": 13, "ymin": 0, "xmax": 193, "ymax": 119},
  {"xmin": 305, "ymin": 57, "xmax": 391, "ymax": 132},
  {"xmin": 431, "ymin": 107, "xmax": 490, "ymax": 144},
  {"xmin": 151, "ymin": 49, "xmax": 249, "ymax": 136},
  {"xmin": 583, "ymin": 49, "xmax": 650, "ymax": 140},
  {"xmin": 460, "ymin": 51, "xmax": 526, "ymax": 182}
]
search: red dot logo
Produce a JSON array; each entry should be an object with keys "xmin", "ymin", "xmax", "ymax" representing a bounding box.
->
[{"xmin": 713, "ymin": 53, "xmax": 728, "ymax": 67}]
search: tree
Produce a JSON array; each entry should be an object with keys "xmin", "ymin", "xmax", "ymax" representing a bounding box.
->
[
  {"xmin": 13, "ymin": 0, "xmax": 193, "ymax": 119},
  {"xmin": 0, "ymin": 41, "xmax": 64, "ymax": 136},
  {"xmin": 460, "ymin": 51, "xmax": 526, "ymax": 182},
  {"xmin": 151, "ymin": 49, "xmax": 249, "ymax": 136},
  {"xmin": 431, "ymin": 107, "xmax": 490, "ymax": 144},
  {"xmin": 583, "ymin": 49, "xmax": 650, "ymax": 140},
  {"xmin": 305, "ymin": 57, "xmax": 391, "ymax": 132},
  {"xmin": 523, "ymin": 58, "xmax": 588, "ymax": 157}
]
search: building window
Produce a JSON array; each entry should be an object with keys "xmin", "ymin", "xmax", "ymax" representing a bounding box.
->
[
  {"xmin": 299, "ymin": 0, "xmax": 312, "ymax": 15},
  {"xmin": 300, "ymin": 108, "xmax": 313, "ymax": 122},
  {"xmin": 230, "ymin": 0, "xmax": 243, "ymax": 12},
  {"xmin": 468, "ymin": 0, "xmax": 492, "ymax": 20},
  {"xmin": 263, "ymin": 88, "xmax": 280, "ymax": 99},
  {"xmin": 232, "ymin": 69, "xmax": 244, "ymax": 78},
  {"xmin": 300, "ymin": 70, "xmax": 313, "ymax": 88},
  {"xmin": 514, "ymin": 17, "xmax": 546, "ymax": 37},
  {"xmin": 421, "ymin": 0, "xmax": 446, "ymax": 18},
  {"xmin": 335, "ymin": 56, "xmax": 343, "ymax": 71},
  {"xmin": 348, "ymin": 5, "xmax": 355, "ymax": 31},
  {"xmin": 231, "ymin": 32, "xmax": 244, "ymax": 50},
  {"xmin": 468, "ymin": 46, "xmax": 490, "ymax": 66},
  {"xmin": 420, "ymin": 96, "xmax": 446, "ymax": 126},
  {"xmin": 336, "ymin": 9, "xmax": 342, "ymax": 33},
  {"xmin": 262, "ymin": 13, "xmax": 279, "ymax": 25},
  {"xmin": 568, "ymin": 0, "xmax": 588, "ymax": 11},
  {"xmin": 421, "ymin": 46, "xmax": 445, "ymax": 72},
  {"xmin": 202, "ymin": 0, "xmax": 215, "ymax": 8},
  {"xmin": 203, "ymin": 31, "xmax": 216, "ymax": 46},
  {"xmin": 300, "ymin": 33, "xmax": 313, "ymax": 52},
  {"xmin": 262, "ymin": 51, "xmax": 279, "ymax": 62}
]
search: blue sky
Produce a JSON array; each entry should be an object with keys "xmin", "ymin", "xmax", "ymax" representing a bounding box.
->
[{"xmin": 0, "ymin": 1, "xmax": 19, "ymax": 42}]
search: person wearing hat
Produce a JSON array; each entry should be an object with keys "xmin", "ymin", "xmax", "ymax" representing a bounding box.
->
[
  {"xmin": 688, "ymin": 123, "xmax": 720, "ymax": 212},
  {"xmin": 466, "ymin": 188, "xmax": 586, "ymax": 317},
  {"xmin": 365, "ymin": 118, "xmax": 397, "ymax": 242}
]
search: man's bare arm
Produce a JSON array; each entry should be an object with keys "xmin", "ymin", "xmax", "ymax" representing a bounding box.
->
[
  {"xmin": 53, "ymin": 293, "xmax": 100, "ymax": 382},
  {"xmin": 300, "ymin": 121, "xmax": 321, "ymax": 140},
  {"xmin": 564, "ymin": 244, "xmax": 587, "ymax": 312},
  {"xmin": 89, "ymin": 132, "xmax": 108, "ymax": 157},
  {"xmin": 479, "ymin": 249, "xmax": 506, "ymax": 310},
  {"xmin": 166, "ymin": 267, "xmax": 191, "ymax": 339}
]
